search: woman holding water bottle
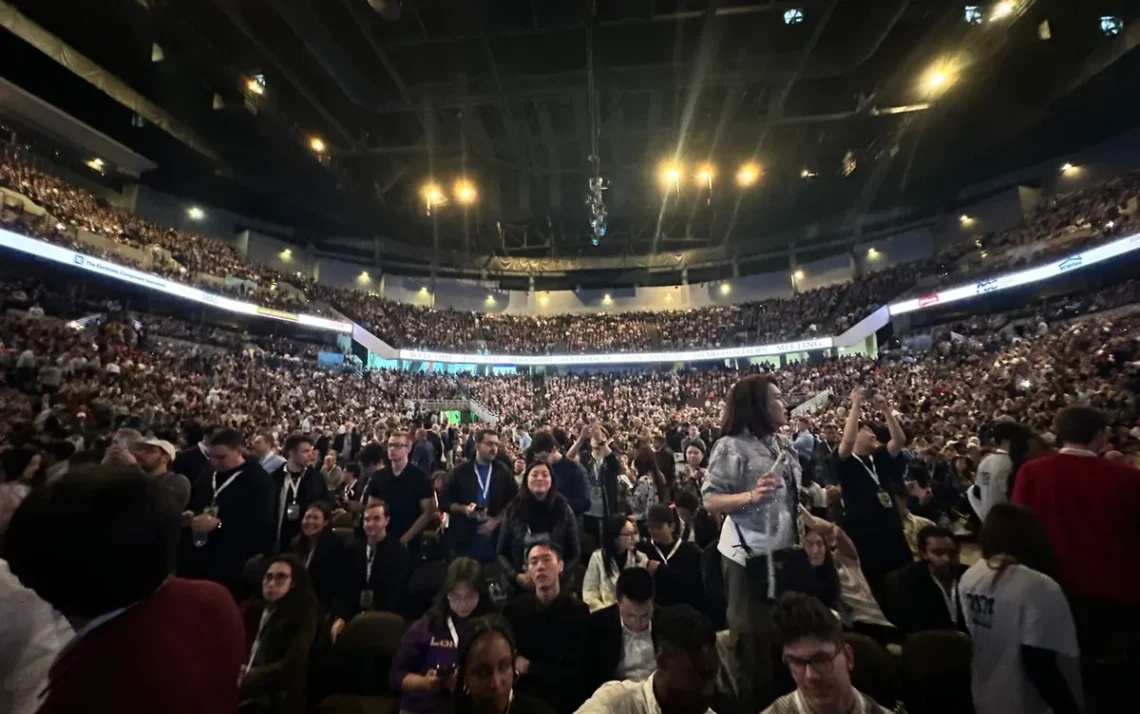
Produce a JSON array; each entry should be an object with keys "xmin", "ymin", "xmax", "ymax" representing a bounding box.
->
[{"xmin": 701, "ymin": 374, "xmax": 802, "ymax": 714}]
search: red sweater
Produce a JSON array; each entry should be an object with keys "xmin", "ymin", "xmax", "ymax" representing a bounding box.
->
[
  {"xmin": 40, "ymin": 577, "xmax": 245, "ymax": 714},
  {"xmin": 1013, "ymin": 453, "xmax": 1140, "ymax": 605}
]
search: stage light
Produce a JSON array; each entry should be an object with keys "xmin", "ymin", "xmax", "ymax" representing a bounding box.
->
[
  {"xmin": 309, "ymin": 136, "xmax": 326, "ymax": 153},
  {"xmin": 419, "ymin": 286, "xmax": 429, "ymax": 294},
  {"xmin": 695, "ymin": 163, "xmax": 716, "ymax": 187},
  {"xmin": 86, "ymin": 157, "xmax": 105, "ymax": 172},
  {"xmin": 990, "ymin": 1, "xmax": 1016, "ymax": 21},
  {"xmin": 454, "ymin": 179, "xmax": 477, "ymax": 205},
  {"xmin": 736, "ymin": 162, "xmax": 760, "ymax": 187},
  {"xmin": 659, "ymin": 163, "xmax": 683, "ymax": 191},
  {"xmin": 602, "ymin": 294, "xmax": 613, "ymax": 305},
  {"xmin": 421, "ymin": 182, "xmax": 446, "ymax": 210},
  {"xmin": 246, "ymin": 77, "xmax": 265, "ymax": 96},
  {"xmin": 358, "ymin": 271, "xmax": 370, "ymax": 283},
  {"xmin": 920, "ymin": 59, "xmax": 959, "ymax": 97},
  {"xmin": 187, "ymin": 206, "xmax": 205, "ymax": 221}
]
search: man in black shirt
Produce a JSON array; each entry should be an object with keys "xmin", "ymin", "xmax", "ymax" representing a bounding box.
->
[
  {"xmin": 180, "ymin": 428, "xmax": 275, "ymax": 597},
  {"xmin": 835, "ymin": 387, "xmax": 913, "ymax": 600},
  {"xmin": 330, "ymin": 500, "xmax": 410, "ymax": 642},
  {"xmin": 269, "ymin": 433, "xmax": 331, "ymax": 553},
  {"xmin": 445, "ymin": 428, "xmax": 517, "ymax": 563},
  {"xmin": 366, "ymin": 430, "xmax": 435, "ymax": 558}
]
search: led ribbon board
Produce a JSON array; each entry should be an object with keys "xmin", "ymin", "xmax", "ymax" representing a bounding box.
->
[
  {"xmin": 0, "ymin": 228, "xmax": 353, "ymax": 333},
  {"xmin": 888, "ymin": 231, "xmax": 1140, "ymax": 316}
]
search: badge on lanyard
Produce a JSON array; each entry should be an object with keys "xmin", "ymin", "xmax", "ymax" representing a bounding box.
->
[
  {"xmin": 877, "ymin": 490, "xmax": 893, "ymax": 508},
  {"xmin": 285, "ymin": 503, "xmax": 301, "ymax": 520},
  {"xmin": 359, "ymin": 589, "xmax": 374, "ymax": 609},
  {"xmin": 203, "ymin": 504, "xmax": 220, "ymax": 518}
]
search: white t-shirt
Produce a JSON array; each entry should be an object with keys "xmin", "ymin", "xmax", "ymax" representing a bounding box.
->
[
  {"xmin": 967, "ymin": 451, "xmax": 1012, "ymax": 522},
  {"xmin": 958, "ymin": 560, "xmax": 1083, "ymax": 714}
]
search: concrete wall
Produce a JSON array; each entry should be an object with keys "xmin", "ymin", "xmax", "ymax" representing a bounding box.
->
[
  {"xmin": 856, "ymin": 227, "xmax": 936, "ymax": 273},
  {"xmin": 797, "ymin": 251, "xmax": 852, "ymax": 292},
  {"xmin": 132, "ymin": 185, "xmax": 292, "ymax": 246}
]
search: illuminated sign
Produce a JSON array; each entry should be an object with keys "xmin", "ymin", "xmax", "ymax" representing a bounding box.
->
[
  {"xmin": 399, "ymin": 337, "xmax": 835, "ymax": 366},
  {"xmin": 0, "ymin": 228, "xmax": 353, "ymax": 333},
  {"xmin": 889, "ymin": 231, "xmax": 1140, "ymax": 316}
]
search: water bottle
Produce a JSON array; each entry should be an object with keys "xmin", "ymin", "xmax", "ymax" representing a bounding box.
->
[{"xmin": 194, "ymin": 505, "xmax": 219, "ymax": 547}]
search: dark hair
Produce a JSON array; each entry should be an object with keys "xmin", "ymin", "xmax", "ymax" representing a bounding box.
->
[
  {"xmin": 647, "ymin": 503, "xmax": 678, "ymax": 528},
  {"xmin": 601, "ymin": 514, "xmax": 634, "ymax": 578},
  {"xmin": 506, "ymin": 461, "xmax": 564, "ymax": 519},
  {"xmin": 0, "ymin": 446, "xmax": 40, "ymax": 483},
  {"xmin": 721, "ymin": 374, "xmax": 780, "ymax": 437},
  {"xmin": 254, "ymin": 431, "xmax": 276, "ymax": 447},
  {"xmin": 858, "ymin": 421, "xmax": 890, "ymax": 445},
  {"xmin": 1054, "ymin": 406, "xmax": 1108, "ymax": 447},
  {"xmin": 4, "ymin": 467, "xmax": 180, "ymax": 617},
  {"xmin": 475, "ymin": 429, "xmax": 498, "ymax": 444},
  {"xmin": 206, "ymin": 427, "xmax": 245, "ymax": 450},
  {"xmin": 980, "ymin": 503, "xmax": 1058, "ymax": 581},
  {"xmin": 429, "ymin": 557, "xmax": 494, "ymax": 630},
  {"xmin": 917, "ymin": 525, "xmax": 955, "ymax": 554},
  {"xmin": 633, "ymin": 446, "xmax": 670, "ymax": 503},
  {"xmin": 249, "ymin": 553, "xmax": 318, "ymax": 661},
  {"xmin": 357, "ymin": 442, "xmax": 385, "ymax": 468},
  {"xmin": 529, "ymin": 430, "xmax": 558, "ymax": 457},
  {"xmin": 306, "ymin": 500, "xmax": 334, "ymax": 521},
  {"xmin": 799, "ymin": 530, "xmax": 841, "ymax": 609},
  {"xmin": 653, "ymin": 604, "xmax": 716, "ymax": 660},
  {"xmin": 283, "ymin": 433, "xmax": 314, "ymax": 455},
  {"xmin": 364, "ymin": 498, "xmax": 389, "ymax": 519},
  {"xmin": 616, "ymin": 567, "xmax": 655, "ymax": 603},
  {"xmin": 772, "ymin": 592, "xmax": 843, "ymax": 648},
  {"xmin": 454, "ymin": 615, "xmax": 517, "ymax": 714},
  {"xmin": 524, "ymin": 539, "xmax": 563, "ymax": 563},
  {"xmin": 674, "ymin": 489, "xmax": 700, "ymax": 511}
]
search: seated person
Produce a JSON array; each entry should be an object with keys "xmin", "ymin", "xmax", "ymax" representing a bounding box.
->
[
  {"xmin": 637, "ymin": 504, "xmax": 704, "ymax": 611},
  {"xmin": 392, "ymin": 558, "xmax": 495, "ymax": 714},
  {"xmin": 450, "ymin": 615, "xmax": 555, "ymax": 714},
  {"xmin": 884, "ymin": 525, "xmax": 966, "ymax": 635},
  {"xmin": 589, "ymin": 567, "xmax": 659, "ymax": 690},
  {"xmin": 763, "ymin": 592, "xmax": 892, "ymax": 713},
  {"xmin": 583, "ymin": 515, "xmax": 648, "ymax": 613},
  {"xmin": 673, "ymin": 490, "xmax": 718, "ymax": 549},
  {"xmin": 330, "ymin": 500, "xmax": 411, "ymax": 643},
  {"xmin": 290, "ymin": 501, "xmax": 347, "ymax": 613},
  {"xmin": 240, "ymin": 554, "xmax": 320, "ymax": 714},
  {"xmin": 575, "ymin": 604, "xmax": 720, "ymax": 714},
  {"xmin": 496, "ymin": 462, "xmax": 580, "ymax": 592},
  {"xmin": 502, "ymin": 543, "xmax": 590, "ymax": 714}
]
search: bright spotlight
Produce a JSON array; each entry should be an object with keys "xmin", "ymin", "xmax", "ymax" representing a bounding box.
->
[
  {"xmin": 246, "ymin": 78, "xmax": 265, "ymax": 96},
  {"xmin": 454, "ymin": 179, "xmax": 477, "ymax": 205},
  {"xmin": 1060, "ymin": 162, "xmax": 1078, "ymax": 175},
  {"xmin": 921, "ymin": 59, "xmax": 959, "ymax": 97},
  {"xmin": 602, "ymin": 293, "xmax": 613, "ymax": 304},
  {"xmin": 793, "ymin": 269, "xmax": 805, "ymax": 280},
  {"xmin": 421, "ymin": 182, "xmax": 446, "ymax": 209},
  {"xmin": 187, "ymin": 206, "xmax": 205, "ymax": 221},
  {"xmin": 358, "ymin": 271, "xmax": 370, "ymax": 282},
  {"xmin": 719, "ymin": 283, "xmax": 732, "ymax": 295},
  {"xmin": 659, "ymin": 163, "xmax": 683, "ymax": 190},
  {"xmin": 86, "ymin": 157, "xmax": 105, "ymax": 172},
  {"xmin": 1100, "ymin": 16, "xmax": 1123, "ymax": 37},
  {"xmin": 867, "ymin": 247, "xmax": 879, "ymax": 258},
  {"xmin": 538, "ymin": 294, "xmax": 549, "ymax": 306},
  {"xmin": 280, "ymin": 248, "xmax": 292, "ymax": 260},
  {"xmin": 309, "ymin": 136, "xmax": 326, "ymax": 153},
  {"xmin": 695, "ymin": 163, "xmax": 716, "ymax": 187},
  {"xmin": 990, "ymin": 1, "xmax": 1016, "ymax": 21},
  {"xmin": 800, "ymin": 168, "xmax": 817, "ymax": 179},
  {"xmin": 783, "ymin": 8, "xmax": 804, "ymax": 25},
  {"xmin": 736, "ymin": 162, "xmax": 760, "ymax": 187}
]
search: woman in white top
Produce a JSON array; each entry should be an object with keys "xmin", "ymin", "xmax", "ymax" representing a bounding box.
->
[
  {"xmin": 958, "ymin": 503, "xmax": 1082, "ymax": 714},
  {"xmin": 582, "ymin": 515, "xmax": 648, "ymax": 613},
  {"xmin": 629, "ymin": 448, "xmax": 668, "ymax": 527}
]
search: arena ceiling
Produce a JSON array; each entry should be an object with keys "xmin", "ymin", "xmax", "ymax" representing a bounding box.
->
[{"xmin": 1, "ymin": 0, "xmax": 1138, "ymax": 267}]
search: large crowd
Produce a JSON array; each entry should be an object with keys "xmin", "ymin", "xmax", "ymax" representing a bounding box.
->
[{"xmin": 5, "ymin": 146, "xmax": 1137, "ymax": 356}]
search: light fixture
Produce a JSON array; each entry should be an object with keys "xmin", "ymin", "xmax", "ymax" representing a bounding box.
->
[
  {"xmin": 485, "ymin": 295, "xmax": 496, "ymax": 305},
  {"xmin": 187, "ymin": 206, "xmax": 205, "ymax": 221},
  {"xmin": 246, "ymin": 77, "xmax": 265, "ymax": 96},
  {"xmin": 454, "ymin": 179, "xmax": 477, "ymax": 205},
  {"xmin": 665, "ymin": 293, "xmax": 673, "ymax": 302},
  {"xmin": 783, "ymin": 8, "xmax": 804, "ymax": 25},
  {"xmin": 659, "ymin": 162, "xmax": 683, "ymax": 191},
  {"xmin": 719, "ymin": 283, "xmax": 732, "ymax": 295},
  {"xmin": 86, "ymin": 157, "xmax": 105, "ymax": 172},
  {"xmin": 920, "ymin": 58, "xmax": 960, "ymax": 97},
  {"xmin": 964, "ymin": 6, "xmax": 983, "ymax": 24},
  {"xmin": 695, "ymin": 163, "xmax": 715, "ymax": 188},
  {"xmin": 421, "ymin": 182, "xmax": 446, "ymax": 212},
  {"xmin": 538, "ymin": 294, "xmax": 549, "ymax": 306},
  {"xmin": 800, "ymin": 168, "xmax": 817, "ymax": 179},
  {"xmin": 736, "ymin": 162, "xmax": 760, "ymax": 187},
  {"xmin": 309, "ymin": 136, "xmax": 326, "ymax": 153},
  {"xmin": 358, "ymin": 271, "xmax": 370, "ymax": 282},
  {"xmin": 1061, "ymin": 162, "xmax": 1079, "ymax": 175},
  {"xmin": 794, "ymin": 269, "xmax": 805, "ymax": 280},
  {"xmin": 990, "ymin": 1, "xmax": 1016, "ymax": 21},
  {"xmin": 1100, "ymin": 16, "xmax": 1123, "ymax": 37},
  {"xmin": 419, "ymin": 286, "xmax": 429, "ymax": 294},
  {"xmin": 280, "ymin": 248, "xmax": 292, "ymax": 260},
  {"xmin": 867, "ymin": 247, "xmax": 879, "ymax": 258},
  {"xmin": 602, "ymin": 293, "xmax": 613, "ymax": 304}
]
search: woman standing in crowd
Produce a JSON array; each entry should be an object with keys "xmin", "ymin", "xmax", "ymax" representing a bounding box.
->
[
  {"xmin": 240, "ymin": 554, "xmax": 319, "ymax": 714},
  {"xmin": 450, "ymin": 616, "xmax": 554, "ymax": 714},
  {"xmin": 392, "ymin": 558, "xmax": 495, "ymax": 714},
  {"xmin": 570, "ymin": 424, "xmax": 621, "ymax": 543},
  {"xmin": 496, "ymin": 461, "xmax": 580, "ymax": 591},
  {"xmin": 0, "ymin": 446, "xmax": 42, "ymax": 532},
  {"xmin": 959, "ymin": 503, "xmax": 1081, "ymax": 714},
  {"xmin": 582, "ymin": 514, "xmax": 648, "ymax": 613},
  {"xmin": 629, "ymin": 447, "xmax": 667, "ymax": 528},
  {"xmin": 677, "ymin": 444, "xmax": 707, "ymax": 501},
  {"xmin": 290, "ymin": 501, "xmax": 345, "ymax": 613}
]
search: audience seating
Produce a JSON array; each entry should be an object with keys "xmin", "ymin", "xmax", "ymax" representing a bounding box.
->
[
  {"xmin": 901, "ymin": 630, "xmax": 974, "ymax": 714},
  {"xmin": 844, "ymin": 633, "xmax": 902, "ymax": 710},
  {"xmin": 318, "ymin": 611, "xmax": 407, "ymax": 714}
]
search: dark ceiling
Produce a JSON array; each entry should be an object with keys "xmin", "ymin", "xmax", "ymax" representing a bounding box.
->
[{"xmin": 1, "ymin": 0, "xmax": 1138, "ymax": 265}]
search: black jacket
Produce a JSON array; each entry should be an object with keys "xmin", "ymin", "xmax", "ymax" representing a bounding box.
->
[
  {"xmin": 502, "ymin": 591, "xmax": 591, "ymax": 714},
  {"xmin": 181, "ymin": 459, "xmax": 276, "ymax": 596},
  {"xmin": 444, "ymin": 459, "xmax": 518, "ymax": 547},
  {"xmin": 291, "ymin": 531, "xmax": 348, "ymax": 614},
  {"xmin": 269, "ymin": 465, "xmax": 332, "ymax": 553},
  {"xmin": 332, "ymin": 430, "xmax": 363, "ymax": 460},
  {"xmin": 637, "ymin": 539, "xmax": 705, "ymax": 611},
  {"xmin": 654, "ymin": 448, "xmax": 677, "ymax": 493},
  {"xmin": 551, "ymin": 457, "xmax": 590, "ymax": 516},
  {"xmin": 884, "ymin": 560, "xmax": 968, "ymax": 635},
  {"xmin": 680, "ymin": 508, "xmax": 719, "ymax": 550},
  {"xmin": 496, "ymin": 495, "xmax": 581, "ymax": 580},
  {"xmin": 241, "ymin": 598, "xmax": 319, "ymax": 714},
  {"xmin": 587, "ymin": 604, "xmax": 669, "ymax": 691},
  {"xmin": 335, "ymin": 535, "xmax": 411, "ymax": 620},
  {"xmin": 577, "ymin": 449, "xmax": 621, "ymax": 517},
  {"xmin": 171, "ymin": 444, "xmax": 208, "ymax": 481}
]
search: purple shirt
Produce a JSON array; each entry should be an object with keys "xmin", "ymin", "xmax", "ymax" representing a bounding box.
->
[{"xmin": 390, "ymin": 615, "xmax": 463, "ymax": 714}]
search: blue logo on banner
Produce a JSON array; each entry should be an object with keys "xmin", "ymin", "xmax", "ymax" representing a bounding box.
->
[
  {"xmin": 975, "ymin": 279, "xmax": 999, "ymax": 294},
  {"xmin": 1058, "ymin": 254, "xmax": 1083, "ymax": 271},
  {"xmin": 73, "ymin": 254, "xmax": 84, "ymax": 266}
]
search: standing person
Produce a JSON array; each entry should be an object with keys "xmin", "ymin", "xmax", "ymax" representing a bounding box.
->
[
  {"xmin": 450, "ymin": 616, "xmax": 555, "ymax": 714},
  {"xmin": 182, "ymin": 428, "xmax": 276, "ymax": 597},
  {"xmin": 5, "ymin": 467, "xmax": 246, "ymax": 714},
  {"xmin": 269, "ymin": 434, "xmax": 331, "ymax": 554},
  {"xmin": 651, "ymin": 434, "xmax": 677, "ymax": 496},
  {"xmin": 570, "ymin": 424, "xmax": 621, "ymax": 543},
  {"xmin": 446, "ymin": 429, "xmax": 518, "ymax": 563},
  {"xmin": 130, "ymin": 438, "xmax": 191, "ymax": 510},
  {"xmin": 677, "ymin": 444, "xmax": 707, "ymax": 501},
  {"xmin": 1013, "ymin": 406, "xmax": 1140, "ymax": 672},
  {"xmin": 762, "ymin": 593, "xmax": 892, "ymax": 714},
  {"xmin": 575, "ymin": 604, "xmax": 721, "ymax": 714},
  {"xmin": 527, "ymin": 430, "xmax": 590, "ymax": 517},
  {"xmin": 835, "ymin": 388, "xmax": 912, "ymax": 599},
  {"xmin": 412, "ymin": 428, "xmax": 437, "ymax": 474},
  {"xmin": 239, "ymin": 554, "xmax": 319, "ymax": 714},
  {"xmin": 252, "ymin": 433, "xmax": 286, "ymax": 475},
  {"xmin": 367, "ymin": 430, "xmax": 436, "ymax": 559},
  {"xmin": 701, "ymin": 374, "xmax": 801, "ymax": 712},
  {"xmin": 497, "ymin": 462, "xmax": 580, "ymax": 591},
  {"xmin": 629, "ymin": 447, "xmax": 667, "ymax": 527},
  {"xmin": 349, "ymin": 444, "xmax": 385, "ymax": 519},
  {"xmin": 959, "ymin": 504, "xmax": 1082, "ymax": 714},
  {"xmin": 330, "ymin": 500, "xmax": 411, "ymax": 642},
  {"xmin": 501, "ymin": 543, "xmax": 590, "ymax": 714},
  {"xmin": 813, "ymin": 423, "xmax": 840, "ymax": 487},
  {"xmin": 884, "ymin": 526, "xmax": 966, "ymax": 635},
  {"xmin": 391, "ymin": 558, "xmax": 495, "ymax": 714},
  {"xmin": 673, "ymin": 490, "xmax": 717, "ymax": 549},
  {"xmin": 583, "ymin": 515, "xmax": 649, "ymax": 613},
  {"xmin": 968, "ymin": 422, "xmax": 1026, "ymax": 522},
  {"xmin": 680, "ymin": 425, "xmax": 707, "ymax": 455},
  {"xmin": 172, "ymin": 422, "xmax": 213, "ymax": 481}
]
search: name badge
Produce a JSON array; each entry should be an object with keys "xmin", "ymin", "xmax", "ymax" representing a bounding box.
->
[
  {"xmin": 359, "ymin": 589, "xmax": 374, "ymax": 610},
  {"xmin": 285, "ymin": 503, "xmax": 301, "ymax": 521},
  {"xmin": 877, "ymin": 490, "xmax": 893, "ymax": 508},
  {"xmin": 203, "ymin": 505, "xmax": 220, "ymax": 518}
]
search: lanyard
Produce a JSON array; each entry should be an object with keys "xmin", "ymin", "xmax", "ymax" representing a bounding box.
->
[
  {"xmin": 475, "ymin": 462, "xmax": 492, "ymax": 502},
  {"xmin": 932, "ymin": 573, "xmax": 960, "ymax": 625},
  {"xmin": 211, "ymin": 469, "xmax": 242, "ymax": 503},
  {"xmin": 304, "ymin": 544, "xmax": 315, "ymax": 569},
  {"xmin": 652, "ymin": 539, "xmax": 682, "ymax": 563},
  {"xmin": 284, "ymin": 471, "xmax": 301, "ymax": 502},
  {"xmin": 855, "ymin": 455, "xmax": 880, "ymax": 486},
  {"xmin": 794, "ymin": 689, "xmax": 864, "ymax": 714},
  {"xmin": 247, "ymin": 609, "xmax": 272, "ymax": 668},
  {"xmin": 365, "ymin": 542, "xmax": 376, "ymax": 581},
  {"xmin": 446, "ymin": 616, "xmax": 459, "ymax": 646}
]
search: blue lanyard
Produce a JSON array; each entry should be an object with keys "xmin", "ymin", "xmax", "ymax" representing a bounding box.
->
[{"xmin": 475, "ymin": 463, "xmax": 492, "ymax": 504}]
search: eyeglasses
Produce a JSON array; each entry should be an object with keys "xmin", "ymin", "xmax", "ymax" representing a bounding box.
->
[
  {"xmin": 263, "ymin": 572, "xmax": 292, "ymax": 584},
  {"xmin": 618, "ymin": 531, "xmax": 638, "ymax": 539},
  {"xmin": 783, "ymin": 649, "xmax": 842, "ymax": 676},
  {"xmin": 387, "ymin": 443, "xmax": 409, "ymax": 449}
]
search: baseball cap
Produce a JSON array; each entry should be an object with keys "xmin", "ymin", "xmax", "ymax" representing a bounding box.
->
[{"xmin": 132, "ymin": 438, "xmax": 176, "ymax": 461}]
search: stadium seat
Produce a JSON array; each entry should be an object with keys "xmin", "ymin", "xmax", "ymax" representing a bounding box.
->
[
  {"xmin": 331, "ymin": 511, "xmax": 355, "ymax": 528},
  {"xmin": 332, "ymin": 527, "xmax": 355, "ymax": 547},
  {"xmin": 844, "ymin": 633, "xmax": 902, "ymax": 709},
  {"xmin": 901, "ymin": 630, "xmax": 973, "ymax": 714},
  {"xmin": 404, "ymin": 559, "xmax": 448, "ymax": 619},
  {"xmin": 318, "ymin": 611, "xmax": 406, "ymax": 713}
]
